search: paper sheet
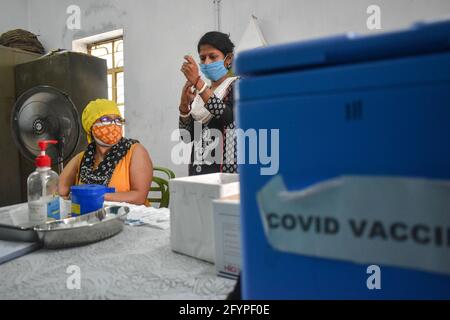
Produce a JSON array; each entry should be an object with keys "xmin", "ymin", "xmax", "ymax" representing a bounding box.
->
[{"xmin": 257, "ymin": 175, "xmax": 450, "ymax": 276}]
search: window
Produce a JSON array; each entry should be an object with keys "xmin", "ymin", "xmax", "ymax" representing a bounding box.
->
[{"xmin": 87, "ymin": 37, "xmax": 125, "ymax": 118}]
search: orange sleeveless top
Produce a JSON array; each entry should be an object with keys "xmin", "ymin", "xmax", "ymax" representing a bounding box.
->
[{"xmin": 75, "ymin": 144, "xmax": 150, "ymax": 206}]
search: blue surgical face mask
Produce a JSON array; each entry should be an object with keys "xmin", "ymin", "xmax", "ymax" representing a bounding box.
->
[{"xmin": 200, "ymin": 56, "xmax": 229, "ymax": 81}]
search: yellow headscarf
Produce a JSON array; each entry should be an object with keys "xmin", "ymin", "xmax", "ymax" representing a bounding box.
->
[{"xmin": 82, "ymin": 99, "xmax": 122, "ymax": 143}]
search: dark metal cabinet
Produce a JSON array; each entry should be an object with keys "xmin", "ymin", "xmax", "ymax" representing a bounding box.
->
[
  {"xmin": 13, "ymin": 51, "xmax": 108, "ymax": 203},
  {"xmin": 0, "ymin": 45, "xmax": 40, "ymax": 206}
]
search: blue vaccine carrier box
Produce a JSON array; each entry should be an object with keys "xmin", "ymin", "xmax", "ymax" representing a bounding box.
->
[{"xmin": 235, "ymin": 20, "xmax": 450, "ymax": 299}]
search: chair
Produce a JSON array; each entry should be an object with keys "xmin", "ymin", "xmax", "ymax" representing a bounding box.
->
[{"xmin": 148, "ymin": 166, "xmax": 176, "ymax": 208}]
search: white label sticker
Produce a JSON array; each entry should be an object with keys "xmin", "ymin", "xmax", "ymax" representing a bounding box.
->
[
  {"xmin": 257, "ymin": 175, "xmax": 450, "ymax": 276},
  {"xmin": 28, "ymin": 200, "xmax": 47, "ymax": 225}
]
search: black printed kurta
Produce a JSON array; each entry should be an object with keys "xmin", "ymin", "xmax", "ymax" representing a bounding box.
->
[{"xmin": 179, "ymin": 82, "xmax": 238, "ymax": 176}]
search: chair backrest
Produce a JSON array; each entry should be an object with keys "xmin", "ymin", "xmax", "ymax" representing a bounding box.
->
[{"xmin": 148, "ymin": 166, "xmax": 175, "ymax": 208}]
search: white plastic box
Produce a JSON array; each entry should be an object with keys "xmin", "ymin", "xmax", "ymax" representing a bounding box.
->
[
  {"xmin": 169, "ymin": 173, "xmax": 239, "ymax": 263},
  {"xmin": 213, "ymin": 194, "xmax": 241, "ymax": 279}
]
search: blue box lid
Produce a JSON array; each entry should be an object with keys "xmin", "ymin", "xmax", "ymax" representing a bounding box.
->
[
  {"xmin": 70, "ymin": 185, "xmax": 115, "ymax": 196},
  {"xmin": 235, "ymin": 19, "xmax": 450, "ymax": 76}
]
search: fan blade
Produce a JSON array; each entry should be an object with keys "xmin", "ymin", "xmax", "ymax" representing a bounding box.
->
[{"xmin": 11, "ymin": 86, "xmax": 81, "ymax": 165}]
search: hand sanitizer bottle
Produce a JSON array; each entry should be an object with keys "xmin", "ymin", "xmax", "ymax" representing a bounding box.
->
[{"xmin": 28, "ymin": 140, "xmax": 60, "ymax": 226}]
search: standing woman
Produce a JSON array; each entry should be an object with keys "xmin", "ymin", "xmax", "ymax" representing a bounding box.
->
[{"xmin": 179, "ymin": 31, "xmax": 238, "ymax": 176}]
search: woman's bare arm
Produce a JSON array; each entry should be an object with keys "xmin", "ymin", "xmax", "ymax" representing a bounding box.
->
[
  {"xmin": 104, "ymin": 144, "xmax": 153, "ymax": 205},
  {"xmin": 59, "ymin": 153, "xmax": 82, "ymax": 198}
]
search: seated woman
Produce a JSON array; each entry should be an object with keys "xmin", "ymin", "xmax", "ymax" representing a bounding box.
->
[{"xmin": 59, "ymin": 99, "xmax": 153, "ymax": 205}]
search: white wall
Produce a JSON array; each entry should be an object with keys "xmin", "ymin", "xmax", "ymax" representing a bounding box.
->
[
  {"xmin": 222, "ymin": 0, "xmax": 450, "ymax": 46},
  {"xmin": 0, "ymin": 0, "xmax": 29, "ymax": 32},
  {"xmin": 3, "ymin": 0, "xmax": 450, "ymax": 178}
]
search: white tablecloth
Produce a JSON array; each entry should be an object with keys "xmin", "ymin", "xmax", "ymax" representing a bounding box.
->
[{"xmin": 0, "ymin": 207, "xmax": 236, "ymax": 300}]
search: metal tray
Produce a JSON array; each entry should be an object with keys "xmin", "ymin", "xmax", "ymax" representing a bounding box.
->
[
  {"xmin": 0, "ymin": 206, "xmax": 129, "ymax": 249},
  {"xmin": 0, "ymin": 223, "xmax": 40, "ymax": 242},
  {"xmin": 0, "ymin": 204, "xmax": 38, "ymax": 242},
  {"xmin": 35, "ymin": 206, "xmax": 130, "ymax": 249}
]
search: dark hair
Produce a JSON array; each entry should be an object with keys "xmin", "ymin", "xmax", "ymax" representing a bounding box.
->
[{"xmin": 197, "ymin": 31, "xmax": 235, "ymax": 56}]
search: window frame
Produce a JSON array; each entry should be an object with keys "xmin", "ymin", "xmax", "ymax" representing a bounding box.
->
[{"xmin": 87, "ymin": 36, "xmax": 124, "ymax": 110}]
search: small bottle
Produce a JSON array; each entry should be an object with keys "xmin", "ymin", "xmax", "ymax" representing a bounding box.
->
[{"xmin": 28, "ymin": 140, "xmax": 60, "ymax": 226}]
